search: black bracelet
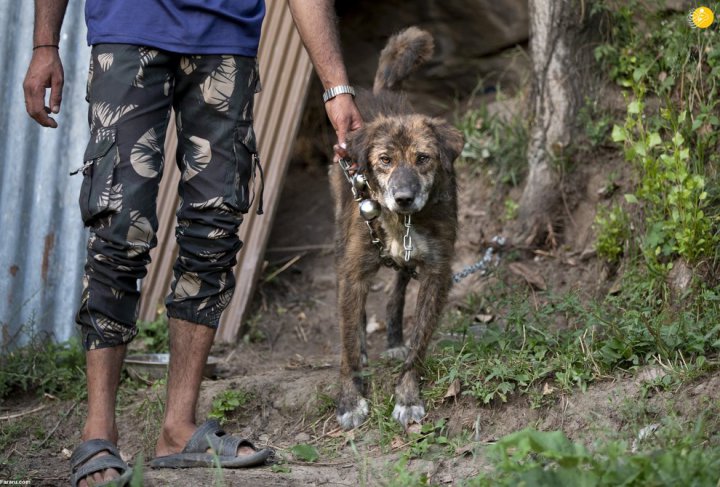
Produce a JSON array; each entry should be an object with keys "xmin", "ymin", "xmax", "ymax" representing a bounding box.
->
[{"xmin": 33, "ymin": 44, "xmax": 59, "ymax": 50}]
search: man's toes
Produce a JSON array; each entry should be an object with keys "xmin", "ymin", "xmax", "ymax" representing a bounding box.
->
[
  {"xmin": 336, "ymin": 397, "xmax": 369, "ymax": 430},
  {"xmin": 103, "ymin": 467, "xmax": 120, "ymax": 482},
  {"xmin": 392, "ymin": 403, "xmax": 425, "ymax": 427},
  {"xmin": 237, "ymin": 445, "xmax": 255, "ymax": 456}
]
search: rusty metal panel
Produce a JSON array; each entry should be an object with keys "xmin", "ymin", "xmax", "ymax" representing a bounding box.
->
[
  {"xmin": 137, "ymin": 0, "xmax": 313, "ymax": 343},
  {"xmin": 0, "ymin": 1, "xmax": 91, "ymax": 346}
]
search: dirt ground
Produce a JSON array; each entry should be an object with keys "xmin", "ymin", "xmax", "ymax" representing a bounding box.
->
[{"xmin": 3, "ymin": 150, "xmax": 720, "ymax": 486}]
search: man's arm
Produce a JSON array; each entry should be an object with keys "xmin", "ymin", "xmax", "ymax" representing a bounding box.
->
[
  {"xmin": 287, "ymin": 0, "xmax": 363, "ymax": 155},
  {"xmin": 23, "ymin": 0, "xmax": 68, "ymax": 128}
]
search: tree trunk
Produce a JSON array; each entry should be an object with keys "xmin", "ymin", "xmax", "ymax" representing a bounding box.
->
[{"xmin": 510, "ymin": 0, "xmax": 597, "ymax": 246}]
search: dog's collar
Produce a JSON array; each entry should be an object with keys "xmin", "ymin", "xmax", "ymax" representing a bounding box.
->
[{"xmin": 338, "ymin": 158, "xmax": 417, "ymax": 277}]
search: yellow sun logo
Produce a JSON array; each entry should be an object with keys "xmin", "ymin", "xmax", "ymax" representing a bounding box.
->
[{"xmin": 689, "ymin": 6, "xmax": 715, "ymax": 29}]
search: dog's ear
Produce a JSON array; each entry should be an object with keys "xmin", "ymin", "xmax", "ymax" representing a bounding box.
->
[
  {"xmin": 427, "ymin": 118, "xmax": 465, "ymax": 173},
  {"xmin": 347, "ymin": 125, "xmax": 373, "ymax": 173}
]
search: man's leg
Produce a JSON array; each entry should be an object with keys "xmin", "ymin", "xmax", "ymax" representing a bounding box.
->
[
  {"xmin": 79, "ymin": 346, "xmax": 126, "ymax": 486},
  {"xmin": 155, "ymin": 319, "xmax": 253, "ymax": 457},
  {"xmin": 155, "ymin": 53, "xmax": 261, "ymax": 458},
  {"xmin": 73, "ymin": 44, "xmax": 175, "ymax": 486}
]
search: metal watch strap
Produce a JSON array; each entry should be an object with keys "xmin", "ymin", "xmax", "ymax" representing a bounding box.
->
[{"xmin": 322, "ymin": 85, "xmax": 355, "ymax": 103}]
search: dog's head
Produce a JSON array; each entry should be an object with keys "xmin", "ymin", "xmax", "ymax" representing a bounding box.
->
[{"xmin": 348, "ymin": 114, "xmax": 464, "ymax": 214}]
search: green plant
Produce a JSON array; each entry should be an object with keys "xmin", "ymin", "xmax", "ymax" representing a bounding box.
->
[
  {"xmin": 208, "ymin": 389, "xmax": 251, "ymax": 424},
  {"xmin": 598, "ymin": 2, "xmax": 720, "ymax": 269},
  {"xmin": 612, "ymin": 100, "xmax": 718, "ymax": 265},
  {"xmin": 135, "ymin": 315, "xmax": 169, "ymax": 353},
  {"xmin": 381, "ymin": 457, "xmax": 429, "ymax": 486},
  {"xmin": 503, "ymin": 198, "xmax": 519, "ymax": 221},
  {"xmin": 463, "ymin": 421, "xmax": 720, "ymax": 486},
  {"xmin": 404, "ymin": 419, "xmax": 450, "ymax": 459},
  {"xmin": 579, "ymin": 98, "xmax": 612, "ymax": 147},
  {"xmin": 289, "ymin": 443, "xmax": 320, "ymax": 462},
  {"xmin": 458, "ymin": 95, "xmax": 529, "ymax": 186},
  {"xmin": 594, "ymin": 203, "xmax": 631, "ymax": 262},
  {"xmin": 426, "ymin": 277, "xmax": 720, "ymax": 410},
  {"xmin": 0, "ymin": 325, "xmax": 85, "ymax": 400}
]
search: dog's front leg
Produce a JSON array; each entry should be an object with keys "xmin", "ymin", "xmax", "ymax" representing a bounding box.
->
[
  {"xmin": 392, "ymin": 270, "xmax": 451, "ymax": 427},
  {"xmin": 382, "ymin": 269, "xmax": 412, "ymax": 360},
  {"xmin": 337, "ymin": 272, "xmax": 372, "ymax": 430}
]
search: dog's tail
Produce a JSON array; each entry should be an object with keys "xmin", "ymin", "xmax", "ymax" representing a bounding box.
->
[{"xmin": 373, "ymin": 27, "xmax": 433, "ymax": 94}]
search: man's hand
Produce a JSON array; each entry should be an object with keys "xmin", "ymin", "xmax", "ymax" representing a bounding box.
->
[
  {"xmin": 23, "ymin": 47, "xmax": 64, "ymax": 128},
  {"xmin": 287, "ymin": 0, "xmax": 364, "ymax": 161},
  {"xmin": 325, "ymin": 93, "xmax": 363, "ymax": 162}
]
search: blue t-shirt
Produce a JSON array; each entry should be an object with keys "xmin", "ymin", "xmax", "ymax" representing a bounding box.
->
[{"xmin": 85, "ymin": 0, "xmax": 265, "ymax": 56}]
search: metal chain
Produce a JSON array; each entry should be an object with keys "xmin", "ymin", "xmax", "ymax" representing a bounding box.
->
[
  {"xmin": 339, "ymin": 159, "xmax": 503, "ymax": 283},
  {"xmin": 403, "ymin": 214, "xmax": 413, "ymax": 261},
  {"xmin": 339, "ymin": 158, "xmax": 401, "ymax": 271},
  {"xmin": 451, "ymin": 236, "xmax": 505, "ymax": 284}
]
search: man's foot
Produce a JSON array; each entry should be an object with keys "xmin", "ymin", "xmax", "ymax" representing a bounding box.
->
[
  {"xmin": 70, "ymin": 439, "xmax": 132, "ymax": 487},
  {"xmin": 150, "ymin": 420, "xmax": 272, "ymax": 468},
  {"xmin": 155, "ymin": 421, "xmax": 255, "ymax": 458}
]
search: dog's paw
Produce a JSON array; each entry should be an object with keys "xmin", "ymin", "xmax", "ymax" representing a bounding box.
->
[
  {"xmin": 336, "ymin": 398, "xmax": 369, "ymax": 430},
  {"xmin": 381, "ymin": 345, "xmax": 409, "ymax": 361},
  {"xmin": 392, "ymin": 403, "xmax": 426, "ymax": 427}
]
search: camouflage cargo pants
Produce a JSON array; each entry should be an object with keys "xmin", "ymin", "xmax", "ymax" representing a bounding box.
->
[{"xmin": 76, "ymin": 44, "xmax": 261, "ymax": 350}]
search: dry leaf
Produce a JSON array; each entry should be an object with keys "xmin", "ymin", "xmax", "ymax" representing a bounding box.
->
[
  {"xmin": 406, "ymin": 423, "xmax": 422, "ymax": 435},
  {"xmin": 455, "ymin": 443, "xmax": 478, "ymax": 456},
  {"xmin": 444, "ymin": 379, "xmax": 462, "ymax": 399},
  {"xmin": 61, "ymin": 448, "xmax": 72, "ymax": 459},
  {"xmin": 509, "ymin": 262, "xmax": 546, "ymax": 290},
  {"xmin": 542, "ymin": 383, "xmax": 556, "ymax": 395},
  {"xmin": 608, "ymin": 280, "xmax": 622, "ymax": 295},
  {"xmin": 391, "ymin": 436, "xmax": 406, "ymax": 449},
  {"xmin": 327, "ymin": 428, "xmax": 345, "ymax": 438},
  {"xmin": 474, "ymin": 314, "xmax": 494, "ymax": 323}
]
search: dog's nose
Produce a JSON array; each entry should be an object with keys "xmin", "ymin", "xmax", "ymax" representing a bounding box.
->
[{"xmin": 393, "ymin": 191, "xmax": 415, "ymax": 208}]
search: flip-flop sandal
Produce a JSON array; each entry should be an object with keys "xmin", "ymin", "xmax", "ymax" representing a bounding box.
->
[
  {"xmin": 149, "ymin": 419, "xmax": 273, "ymax": 469},
  {"xmin": 70, "ymin": 439, "xmax": 133, "ymax": 487}
]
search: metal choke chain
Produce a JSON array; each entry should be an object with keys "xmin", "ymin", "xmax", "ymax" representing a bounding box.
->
[
  {"xmin": 339, "ymin": 158, "xmax": 503, "ymax": 284},
  {"xmin": 339, "ymin": 158, "xmax": 406, "ymax": 268}
]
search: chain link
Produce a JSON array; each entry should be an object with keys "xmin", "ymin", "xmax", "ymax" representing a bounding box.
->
[
  {"xmin": 451, "ymin": 236, "xmax": 505, "ymax": 284},
  {"xmin": 403, "ymin": 214, "xmax": 413, "ymax": 261}
]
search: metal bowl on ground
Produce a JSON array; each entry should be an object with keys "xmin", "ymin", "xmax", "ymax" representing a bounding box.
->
[{"xmin": 124, "ymin": 353, "xmax": 219, "ymax": 381}]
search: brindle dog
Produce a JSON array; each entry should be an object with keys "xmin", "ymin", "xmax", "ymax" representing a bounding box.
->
[{"xmin": 331, "ymin": 27, "xmax": 464, "ymax": 430}]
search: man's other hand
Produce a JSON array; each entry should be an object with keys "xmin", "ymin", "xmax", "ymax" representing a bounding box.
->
[{"xmin": 23, "ymin": 47, "xmax": 64, "ymax": 128}]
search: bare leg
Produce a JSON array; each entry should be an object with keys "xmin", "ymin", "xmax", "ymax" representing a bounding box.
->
[
  {"xmin": 155, "ymin": 318, "xmax": 253, "ymax": 457},
  {"xmin": 78, "ymin": 345, "xmax": 126, "ymax": 487}
]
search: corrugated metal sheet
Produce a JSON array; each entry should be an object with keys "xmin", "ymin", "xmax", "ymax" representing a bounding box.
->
[
  {"xmin": 0, "ymin": 2, "xmax": 91, "ymax": 346},
  {"xmin": 137, "ymin": 0, "xmax": 313, "ymax": 343}
]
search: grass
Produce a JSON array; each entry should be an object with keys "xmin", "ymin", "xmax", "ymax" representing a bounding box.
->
[
  {"xmin": 0, "ymin": 324, "xmax": 85, "ymax": 400},
  {"xmin": 461, "ymin": 412, "xmax": 720, "ymax": 486},
  {"xmin": 457, "ymin": 90, "xmax": 529, "ymax": 186},
  {"xmin": 424, "ymin": 275, "xmax": 720, "ymax": 411}
]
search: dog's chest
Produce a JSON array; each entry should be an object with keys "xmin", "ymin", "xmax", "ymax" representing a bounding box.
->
[{"xmin": 382, "ymin": 220, "xmax": 430, "ymax": 265}]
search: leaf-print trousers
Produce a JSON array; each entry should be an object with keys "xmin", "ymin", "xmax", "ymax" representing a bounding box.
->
[{"xmin": 76, "ymin": 44, "xmax": 261, "ymax": 351}]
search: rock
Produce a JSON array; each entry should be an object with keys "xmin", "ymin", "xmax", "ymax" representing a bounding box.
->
[
  {"xmin": 667, "ymin": 259, "xmax": 693, "ymax": 299},
  {"xmin": 294, "ymin": 432, "xmax": 311, "ymax": 443}
]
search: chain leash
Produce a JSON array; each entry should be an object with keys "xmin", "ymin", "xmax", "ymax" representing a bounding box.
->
[{"xmin": 338, "ymin": 159, "xmax": 502, "ymax": 283}]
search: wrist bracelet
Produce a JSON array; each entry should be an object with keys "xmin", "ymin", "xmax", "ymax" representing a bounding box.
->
[
  {"xmin": 322, "ymin": 85, "xmax": 355, "ymax": 103},
  {"xmin": 33, "ymin": 44, "xmax": 59, "ymax": 51}
]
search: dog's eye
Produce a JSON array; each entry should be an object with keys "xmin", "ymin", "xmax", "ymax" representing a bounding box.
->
[
  {"xmin": 416, "ymin": 154, "xmax": 430, "ymax": 165},
  {"xmin": 379, "ymin": 155, "xmax": 392, "ymax": 166}
]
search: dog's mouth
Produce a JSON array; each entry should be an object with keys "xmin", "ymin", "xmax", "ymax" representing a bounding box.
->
[{"xmin": 382, "ymin": 192, "xmax": 427, "ymax": 215}]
